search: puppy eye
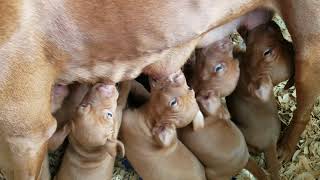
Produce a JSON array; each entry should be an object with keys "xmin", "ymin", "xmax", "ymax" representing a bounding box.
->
[
  {"xmin": 80, "ymin": 103, "xmax": 88, "ymax": 107},
  {"xmin": 263, "ymin": 48, "xmax": 273, "ymax": 57},
  {"xmin": 104, "ymin": 112, "xmax": 113, "ymax": 119},
  {"xmin": 169, "ymin": 97, "xmax": 178, "ymax": 107},
  {"xmin": 213, "ymin": 64, "xmax": 224, "ymax": 73}
]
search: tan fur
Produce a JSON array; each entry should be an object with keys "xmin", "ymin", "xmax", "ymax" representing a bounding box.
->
[
  {"xmin": 120, "ymin": 72, "xmax": 205, "ymax": 180},
  {"xmin": 1, "ymin": 0, "xmax": 320, "ymax": 179},
  {"xmin": 180, "ymin": 98, "xmax": 249, "ymax": 180},
  {"xmin": 52, "ymin": 82, "xmax": 130, "ymax": 180},
  {"xmin": 180, "ymin": 38, "xmax": 248, "ymax": 180},
  {"xmin": 191, "ymin": 37, "xmax": 240, "ymax": 97},
  {"xmin": 53, "ymin": 83, "xmax": 90, "ymax": 129},
  {"xmin": 227, "ymin": 22, "xmax": 295, "ymax": 180}
]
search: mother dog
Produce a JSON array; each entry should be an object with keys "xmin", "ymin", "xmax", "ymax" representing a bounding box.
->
[{"xmin": 0, "ymin": 0, "xmax": 319, "ymax": 179}]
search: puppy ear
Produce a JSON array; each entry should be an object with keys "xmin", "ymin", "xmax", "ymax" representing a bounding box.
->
[
  {"xmin": 233, "ymin": 46, "xmax": 245, "ymax": 60},
  {"xmin": 195, "ymin": 48, "xmax": 205, "ymax": 63},
  {"xmin": 168, "ymin": 70, "xmax": 186, "ymax": 86},
  {"xmin": 249, "ymin": 76, "xmax": 273, "ymax": 102},
  {"xmin": 217, "ymin": 37, "xmax": 234, "ymax": 56},
  {"xmin": 78, "ymin": 104, "xmax": 91, "ymax": 115},
  {"xmin": 266, "ymin": 21, "xmax": 282, "ymax": 35},
  {"xmin": 152, "ymin": 123, "xmax": 177, "ymax": 147},
  {"xmin": 194, "ymin": 48, "xmax": 206, "ymax": 73},
  {"xmin": 116, "ymin": 140, "xmax": 125, "ymax": 158},
  {"xmin": 197, "ymin": 94, "xmax": 221, "ymax": 117},
  {"xmin": 192, "ymin": 110, "xmax": 205, "ymax": 131},
  {"xmin": 105, "ymin": 139, "xmax": 124, "ymax": 157},
  {"xmin": 254, "ymin": 83, "xmax": 272, "ymax": 101},
  {"xmin": 149, "ymin": 77, "xmax": 160, "ymax": 89},
  {"xmin": 48, "ymin": 123, "xmax": 71, "ymax": 152},
  {"xmin": 105, "ymin": 140, "xmax": 117, "ymax": 157}
]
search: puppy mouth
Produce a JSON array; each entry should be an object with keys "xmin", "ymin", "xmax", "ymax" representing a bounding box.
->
[{"xmin": 196, "ymin": 90, "xmax": 214, "ymax": 101}]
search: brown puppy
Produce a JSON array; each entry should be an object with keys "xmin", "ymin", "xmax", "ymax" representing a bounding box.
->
[
  {"xmin": 191, "ymin": 37, "xmax": 240, "ymax": 97},
  {"xmin": 48, "ymin": 83, "xmax": 90, "ymax": 152},
  {"xmin": 180, "ymin": 96, "xmax": 249, "ymax": 180},
  {"xmin": 52, "ymin": 82, "xmax": 130, "ymax": 180},
  {"xmin": 54, "ymin": 84, "xmax": 90, "ymax": 127},
  {"xmin": 179, "ymin": 37, "xmax": 249, "ymax": 180},
  {"xmin": 227, "ymin": 22, "xmax": 294, "ymax": 180},
  {"xmin": 120, "ymin": 70, "xmax": 205, "ymax": 180},
  {"xmin": 237, "ymin": 21, "xmax": 294, "ymax": 87}
]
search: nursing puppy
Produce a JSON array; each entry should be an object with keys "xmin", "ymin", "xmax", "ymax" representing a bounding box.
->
[
  {"xmin": 52, "ymin": 83, "xmax": 90, "ymax": 128},
  {"xmin": 227, "ymin": 22, "xmax": 294, "ymax": 180},
  {"xmin": 53, "ymin": 82, "xmax": 130, "ymax": 180},
  {"xmin": 179, "ymin": 37, "xmax": 249, "ymax": 180},
  {"xmin": 180, "ymin": 95, "xmax": 249, "ymax": 180},
  {"xmin": 120, "ymin": 70, "xmax": 206, "ymax": 180}
]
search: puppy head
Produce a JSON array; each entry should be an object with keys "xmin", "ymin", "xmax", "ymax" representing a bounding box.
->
[
  {"xmin": 71, "ymin": 83, "xmax": 119, "ymax": 147},
  {"xmin": 193, "ymin": 37, "xmax": 240, "ymax": 98},
  {"xmin": 244, "ymin": 21, "xmax": 294, "ymax": 85},
  {"xmin": 149, "ymin": 70, "xmax": 203, "ymax": 129}
]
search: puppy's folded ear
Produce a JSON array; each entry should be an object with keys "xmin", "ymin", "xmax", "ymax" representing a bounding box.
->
[
  {"xmin": 78, "ymin": 104, "xmax": 91, "ymax": 115},
  {"xmin": 149, "ymin": 77, "xmax": 160, "ymax": 89},
  {"xmin": 216, "ymin": 36, "xmax": 234, "ymax": 57},
  {"xmin": 152, "ymin": 123, "xmax": 177, "ymax": 147},
  {"xmin": 249, "ymin": 76, "xmax": 273, "ymax": 102},
  {"xmin": 48, "ymin": 123, "xmax": 71, "ymax": 152},
  {"xmin": 116, "ymin": 140, "xmax": 125, "ymax": 158},
  {"xmin": 192, "ymin": 110, "xmax": 204, "ymax": 131},
  {"xmin": 168, "ymin": 70, "xmax": 186, "ymax": 86},
  {"xmin": 106, "ymin": 139, "xmax": 124, "ymax": 158}
]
